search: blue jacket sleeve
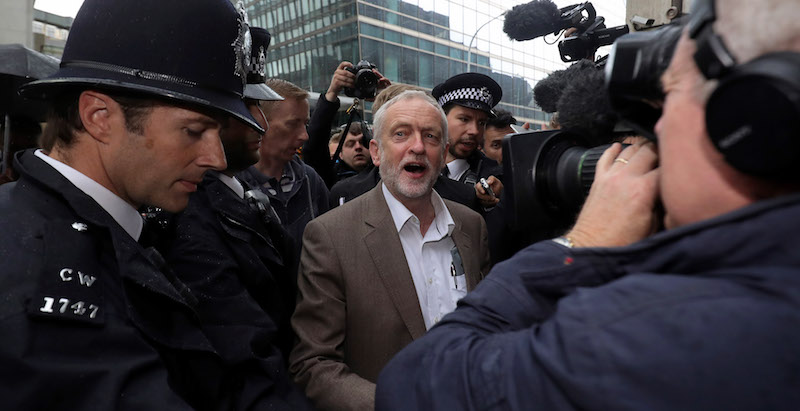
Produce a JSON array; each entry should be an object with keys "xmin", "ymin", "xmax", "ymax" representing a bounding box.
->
[{"xmin": 375, "ymin": 240, "xmax": 625, "ymax": 410}]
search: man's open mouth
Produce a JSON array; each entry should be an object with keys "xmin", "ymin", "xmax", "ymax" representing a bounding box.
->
[{"xmin": 403, "ymin": 162, "xmax": 427, "ymax": 175}]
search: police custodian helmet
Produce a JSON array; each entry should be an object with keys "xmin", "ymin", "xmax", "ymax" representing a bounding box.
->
[
  {"xmin": 432, "ymin": 73, "xmax": 503, "ymax": 118},
  {"xmin": 21, "ymin": 0, "xmax": 265, "ymax": 133},
  {"xmin": 245, "ymin": 27, "xmax": 283, "ymax": 102}
]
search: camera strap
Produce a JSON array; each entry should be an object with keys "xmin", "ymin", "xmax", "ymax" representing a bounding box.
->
[{"xmin": 332, "ymin": 98, "xmax": 371, "ymax": 163}]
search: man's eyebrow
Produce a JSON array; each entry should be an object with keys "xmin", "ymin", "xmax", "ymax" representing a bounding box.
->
[
  {"xmin": 182, "ymin": 114, "xmax": 223, "ymax": 128},
  {"xmin": 421, "ymin": 126, "xmax": 442, "ymax": 135},
  {"xmin": 388, "ymin": 121, "xmax": 412, "ymax": 130}
]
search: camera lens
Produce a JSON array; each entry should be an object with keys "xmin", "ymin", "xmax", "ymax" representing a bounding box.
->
[
  {"xmin": 537, "ymin": 140, "xmax": 611, "ymax": 216},
  {"xmin": 550, "ymin": 144, "xmax": 611, "ymax": 212},
  {"xmin": 354, "ymin": 69, "xmax": 378, "ymax": 97},
  {"xmin": 344, "ymin": 60, "xmax": 379, "ymax": 99}
]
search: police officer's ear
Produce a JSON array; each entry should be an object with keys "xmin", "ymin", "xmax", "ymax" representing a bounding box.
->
[
  {"xmin": 78, "ymin": 90, "xmax": 119, "ymax": 144},
  {"xmin": 369, "ymin": 138, "xmax": 381, "ymax": 166}
]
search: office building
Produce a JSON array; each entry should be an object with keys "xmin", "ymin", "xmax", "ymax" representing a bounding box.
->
[{"xmin": 246, "ymin": 0, "xmax": 626, "ymax": 126}]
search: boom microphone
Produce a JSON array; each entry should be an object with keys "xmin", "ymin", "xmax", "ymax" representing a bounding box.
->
[{"xmin": 503, "ymin": 0, "xmax": 596, "ymax": 41}]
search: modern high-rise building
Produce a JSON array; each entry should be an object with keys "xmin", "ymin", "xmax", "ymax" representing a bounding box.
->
[{"xmin": 245, "ymin": 0, "xmax": 626, "ymax": 127}]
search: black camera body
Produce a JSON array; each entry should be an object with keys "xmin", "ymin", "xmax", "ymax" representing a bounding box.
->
[
  {"xmin": 344, "ymin": 60, "xmax": 379, "ymax": 99},
  {"xmin": 501, "ymin": 19, "xmax": 683, "ymax": 244},
  {"xmin": 503, "ymin": 129, "xmax": 610, "ymax": 242}
]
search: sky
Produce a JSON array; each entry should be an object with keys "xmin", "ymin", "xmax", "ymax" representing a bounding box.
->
[{"xmin": 34, "ymin": 0, "xmax": 84, "ymax": 18}]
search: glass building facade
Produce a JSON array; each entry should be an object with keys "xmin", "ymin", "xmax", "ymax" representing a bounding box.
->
[{"xmin": 245, "ymin": 0, "xmax": 626, "ymax": 127}]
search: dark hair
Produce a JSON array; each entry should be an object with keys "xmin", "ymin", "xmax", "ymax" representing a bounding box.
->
[
  {"xmin": 1, "ymin": 115, "xmax": 42, "ymax": 151},
  {"xmin": 344, "ymin": 121, "xmax": 363, "ymax": 136},
  {"xmin": 40, "ymin": 89, "xmax": 161, "ymax": 151},
  {"xmin": 487, "ymin": 109, "xmax": 517, "ymax": 129}
]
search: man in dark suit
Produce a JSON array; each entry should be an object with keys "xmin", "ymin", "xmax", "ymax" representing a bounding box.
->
[{"xmin": 289, "ymin": 90, "xmax": 490, "ymax": 410}]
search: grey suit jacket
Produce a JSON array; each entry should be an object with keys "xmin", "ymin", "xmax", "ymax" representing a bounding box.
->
[{"xmin": 289, "ymin": 184, "xmax": 490, "ymax": 411}]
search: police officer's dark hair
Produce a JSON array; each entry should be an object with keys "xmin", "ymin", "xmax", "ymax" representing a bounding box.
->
[
  {"xmin": 487, "ymin": 109, "xmax": 517, "ymax": 129},
  {"xmin": 40, "ymin": 89, "xmax": 162, "ymax": 151}
]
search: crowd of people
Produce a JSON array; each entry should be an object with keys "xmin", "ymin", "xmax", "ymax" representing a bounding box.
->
[{"xmin": 1, "ymin": 0, "xmax": 799, "ymax": 409}]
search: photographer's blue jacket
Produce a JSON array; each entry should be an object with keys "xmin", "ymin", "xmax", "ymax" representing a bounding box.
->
[{"xmin": 376, "ymin": 194, "xmax": 800, "ymax": 410}]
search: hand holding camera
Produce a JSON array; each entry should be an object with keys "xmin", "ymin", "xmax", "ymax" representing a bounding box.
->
[
  {"xmin": 327, "ymin": 60, "xmax": 391, "ymax": 102},
  {"xmin": 566, "ymin": 141, "xmax": 660, "ymax": 248}
]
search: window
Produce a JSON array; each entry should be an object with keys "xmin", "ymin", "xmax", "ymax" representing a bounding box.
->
[
  {"xmin": 400, "ymin": 47, "xmax": 418, "ymax": 84},
  {"xmin": 419, "ymin": 38, "xmax": 434, "ymax": 52},
  {"xmin": 434, "ymin": 56, "xmax": 449, "ymax": 86},
  {"xmin": 384, "ymin": 29, "xmax": 401, "ymax": 44},
  {"xmin": 361, "ymin": 37, "xmax": 384, "ymax": 69},
  {"xmin": 360, "ymin": 22, "xmax": 383, "ymax": 38},
  {"xmin": 402, "ymin": 34, "xmax": 417, "ymax": 48},
  {"xmin": 418, "ymin": 53, "xmax": 434, "ymax": 88},
  {"xmin": 384, "ymin": 43, "xmax": 401, "ymax": 81}
]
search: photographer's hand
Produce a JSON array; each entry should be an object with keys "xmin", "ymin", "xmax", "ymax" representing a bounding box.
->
[
  {"xmin": 566, "ymin": 141, "xmax": 660, "ymax": 247},
  {"xmin": 325, "ymin": 61, "xmax": 356, "ymax": 103},
  {"xmin": 373, "ymin": 68, "xmax": 392, "ymax": 91}
]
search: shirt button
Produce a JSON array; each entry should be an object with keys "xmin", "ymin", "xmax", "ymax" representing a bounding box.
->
[
  {"xmin": 434, "ymin": 316, "xmax": 440, "ymax": 323},
  {"xmin": 428, "ymin": 278, "xmax": 433, "ymax": 284}
]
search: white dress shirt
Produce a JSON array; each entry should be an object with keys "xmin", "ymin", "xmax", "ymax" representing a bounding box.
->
[
  {"xmin": 382, "ymin": 183, "xmax": 467, "ymax": 330},
  {"xmin": 35, "ymin": 150, "xmax": 143, "ymax": 241},
  {"xmin": 445, "ymin": 159, "xmax": 470, "ymax": 181},
  {"xmin": 210, "ymin": 170, "xmax": 245, "ymax": 199}
]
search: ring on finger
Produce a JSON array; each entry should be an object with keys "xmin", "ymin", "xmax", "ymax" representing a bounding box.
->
[{"xmin": 614, "ymin": 157, "xmax": 629, "ymax": 165}]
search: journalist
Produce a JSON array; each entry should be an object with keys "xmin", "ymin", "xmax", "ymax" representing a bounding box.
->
[{"xmin": 376, "ymin": 0, "xmax": 800, "ymax": 409}]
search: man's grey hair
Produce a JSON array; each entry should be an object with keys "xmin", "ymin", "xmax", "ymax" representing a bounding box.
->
[
  {"xmin": 694, "ymin": 0, "xmax": 800, "ymax": 102},
  {"xmin": 372, "ymin": 90, "xmax": 448, "ymax": 151}
]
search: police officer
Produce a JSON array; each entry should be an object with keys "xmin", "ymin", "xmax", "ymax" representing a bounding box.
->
[
  {"xmin": 0, "ymin": 0, "xmax": 297, "ymax": 409},
  {"xmin": 163, "ymin": 30, "xmax": 311, "ymax": 409},
  {"xmin": 432, "ymin": 73, "xmax": 504, "ymax": 207},
  {"xmin": 433, "ymin": 73, "xmax": 520, "ymax": 264}
]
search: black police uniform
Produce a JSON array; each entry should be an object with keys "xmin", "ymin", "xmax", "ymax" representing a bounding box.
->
[
  {"xmin": 164, "ymin": 173, "xmax": 301, "ymax": 365},
  {"xmin": 0, "ymin": 151, "xmax": 304, "ymax": 410},
  {"xmin": 452, "ymin": 149, "xmax": 503, "ymax": 186},
  {"xmin": 432, "ymin": 73, "xmax": 520, "ymax": 264},
  {"xmin": 3, "ymin": 0, "xmax": 294, "ymax": 407},
  {"xmin": 158, "ymin": 26, "xmax": 312, "ymax": 409}
]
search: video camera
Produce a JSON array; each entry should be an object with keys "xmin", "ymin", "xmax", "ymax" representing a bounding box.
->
[
  {"xmin": 502, "ymin": 20, "xmax": 684, "ymax": 242},
  {"xmin": 344, "ymin": 60, "xmax": 379, "ymax": 99},
  {"xmin": 503, "ymin": 0, "xmax": 630, "ymax": 62}
]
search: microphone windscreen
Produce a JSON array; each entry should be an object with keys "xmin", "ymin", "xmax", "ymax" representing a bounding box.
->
[
  {"xmin": 503, "ymin": 0, "xmax": 562, "ymax": 41},
  {"xmin": 533, "ymin": 59, "xmax": 596, "ymax": 113}
]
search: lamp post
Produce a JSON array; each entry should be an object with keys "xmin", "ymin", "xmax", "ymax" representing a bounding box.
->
[{"xmin": 466, "ymin": 11, "xmax": 507, "ymax": 72}]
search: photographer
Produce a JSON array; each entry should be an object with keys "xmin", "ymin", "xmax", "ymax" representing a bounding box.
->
[
  {"xmin": 303, "ymin": 61, "xmax": 389, "ymax": 188},
  {"xmin": 331, "ymin": 122, "xmax": 371, "ymax": 179},
  {"xmin": 375, "ymin": 0, "xmax": 800, "ymax": 409}
]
